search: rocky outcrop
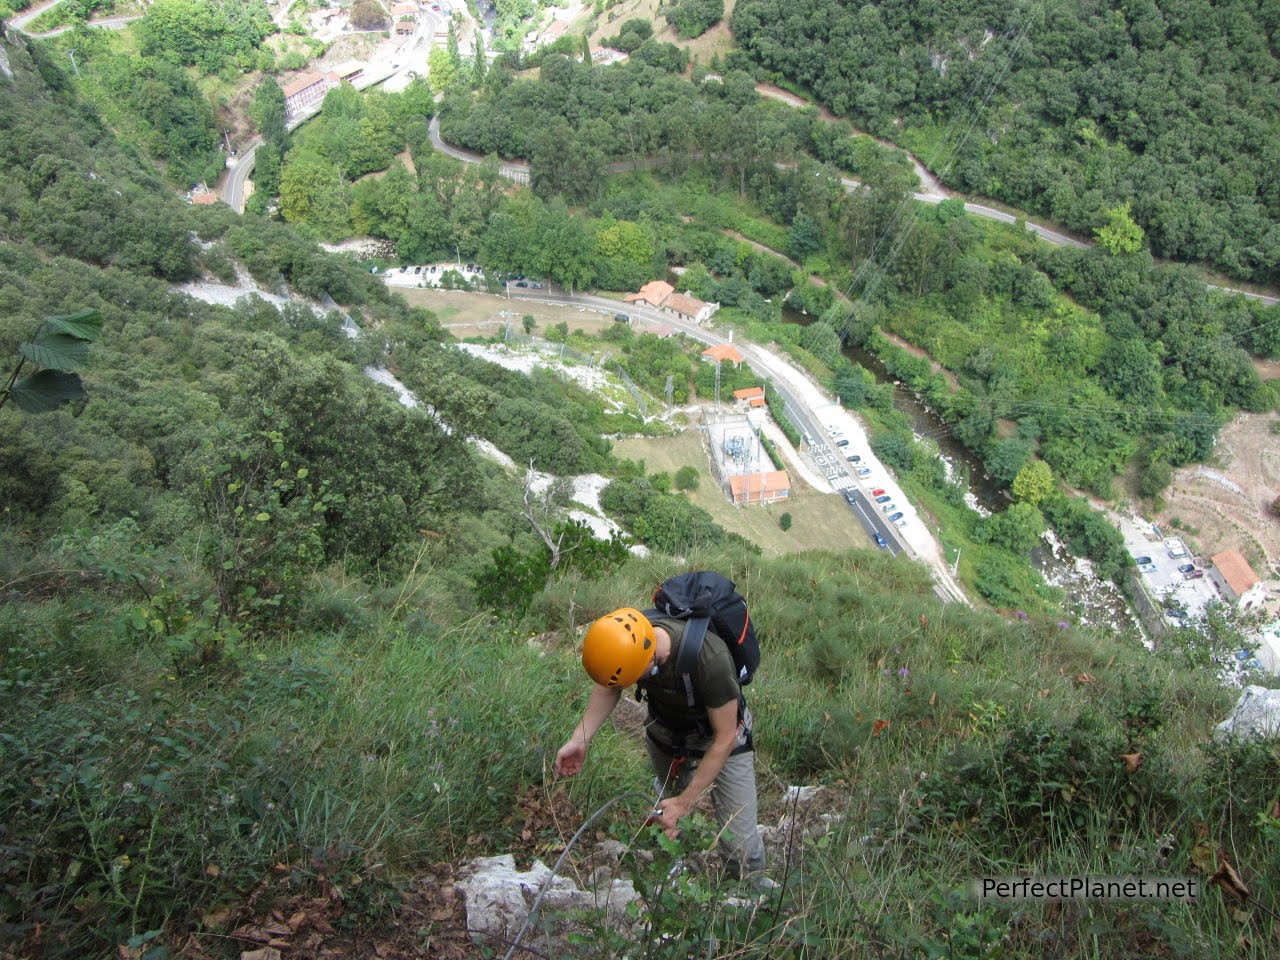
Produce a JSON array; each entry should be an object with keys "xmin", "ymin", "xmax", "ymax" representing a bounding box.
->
[
  {"xmin": 457, "ymin": 853, "xmax": 642, "ymax": 952},
  {"xmin": 1215, "ymin": 685, "xmax": 1280, "ymax": 740}
]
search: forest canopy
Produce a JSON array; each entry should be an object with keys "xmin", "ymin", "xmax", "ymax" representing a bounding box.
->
[{"xmin": 732, "ymin": 0, "xmax": 1280, "ymax": 285}]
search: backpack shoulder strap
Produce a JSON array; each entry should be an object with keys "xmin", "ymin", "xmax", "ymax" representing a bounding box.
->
[{"xmin": 673, "ymin": 616, "xmax": 709, "ymax": 708}]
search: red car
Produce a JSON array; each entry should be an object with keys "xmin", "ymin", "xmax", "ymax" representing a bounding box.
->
[{"xmin": 871, "ymin": 488, "xmax": 886, "ymax": 497}]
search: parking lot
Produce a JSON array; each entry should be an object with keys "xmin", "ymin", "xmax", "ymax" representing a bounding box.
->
[
  {"xmin": 1127, "ymin": 534, "xmax": 1222, "ymax": 624},
  {"xmin": 381, "ymin": 262, "xmax": 488, "ymax": 288},
  {"xmin": 797, "ymin": 413, "xmax": 932, "ymax": 562}
]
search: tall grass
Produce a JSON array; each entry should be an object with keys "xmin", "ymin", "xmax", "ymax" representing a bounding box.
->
[{"xmin": 3, "ymin": 548, "xmax": 1274, "ymax": 957}]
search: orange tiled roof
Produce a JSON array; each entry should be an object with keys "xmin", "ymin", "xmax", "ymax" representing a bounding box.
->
[
  {"xmin": 665, "ymin": 292, "xmax": 706, "ymax": 318},
  {"xmin": 282, "ymin": 71, "xmax": 324, "ymax": 97},
  {"xmin": 1213, "ymin": 550, "xmax": 1260, "ymax": 596},
  {"xmin": 191, "ymin": 191, "xmax": 218, "ymax": 205},
  {"xmin": 624, "ymin": 280, "xmax": 674, "ymax": 306},
  {"xmin": 733, "ymin": 387, "xmax": 765, "ymax": 399},
  {"xmin": 702, "ymin": 343, "xmax": 743, "ymax": 365}
]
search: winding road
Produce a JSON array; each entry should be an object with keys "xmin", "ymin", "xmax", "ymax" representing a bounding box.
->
[{"xmin": 452, "ymin": 280, "xmax": 969, "ymax": 603}]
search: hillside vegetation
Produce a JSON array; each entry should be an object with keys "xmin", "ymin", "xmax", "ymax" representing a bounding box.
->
[
  {"xmin": 732, "ymin": 0, "xmax": 1280, "ymax": 286},
  {"xmin": 1, "ymin": 19, "xmax": 1279, "ymax": 960}
]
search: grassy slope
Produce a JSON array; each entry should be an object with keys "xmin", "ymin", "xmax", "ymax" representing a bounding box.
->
[
  {"xmin": 3, "ymin": 24, "xmax": 1278, "ymax": 960},
  {"xmin": 613, "ymin": 430, "xmax": 862, "ymax": 557}
]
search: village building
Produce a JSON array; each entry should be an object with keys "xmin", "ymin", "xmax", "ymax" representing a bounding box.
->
[
  {"xmin": 729, "ymin": 470, "xmax": 791, "ymax": 506},
  {"xmin": 281, "ymin": 63, "xmax": 364, "ymax": 121},
  {"xmin": 393, "ymin": 3, "xmax": 418, "ymax": 36},
  {"xmin": 1255, "ymin": 621, "xmax": 1280, "ymax": 674},
  {"xmin": 625, "ymin": 280, "xmax": 674, "ymax": 310},
  {"xmin": 282, "ymin": 71, "xmax": 341, "ymax": 120},
  {"xmin": 1211, "ymin": 550, "xmax": 1266, "ymax": 608},
  {"xmin": 185, "ymin": 182, "xmax": 219, "ymax": 205},
  {"xmin": 592, "ymin": 48, "xmax": 628, "ymax": 65},
  {"xmin": 732, "ymin": 386, "xmax": 767, "ymax": 410},
  {"xmin": 666, "ymin": 290, "xmax": 718, "ymax": 323},
  {"xmin": 332, "ymin": 62, "xmax": 365, "ymax": 84},
  {"xmin": 522, "ymin": 11, "xmax": 571, "ymax": 53},
  {"xmin": 624, "ymin": 280, "xmax": 720, "ymax": 323},
  {"xmin": 701, "ymin": 343, "xmax": 744, "ymax": 368}
]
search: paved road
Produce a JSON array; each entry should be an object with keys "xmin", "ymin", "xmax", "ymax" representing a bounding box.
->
[
  {"xmin": 428, "ymin": 115, "xmax": 529, "ymax": 183},
  {"xmin": 488, "ymin": 284, "xmax": 969, "ymax": 603},
  {"xmin": 222, "ymin": 11, "xmax": 451, "ymax": 212}
]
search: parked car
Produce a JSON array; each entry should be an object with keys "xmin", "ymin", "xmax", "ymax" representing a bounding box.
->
[
  {"xmin": 873, "ymin": 532, "xmax": 888, "ymax": 548},
  {"xmin": 835, "ymin": 439, "xmax": 850, "ymax": 447},
  {"xmin": 856, "ymin": 467, "xmax": 872, "ymax": 477},
  {"xmin": 614, "ymin": 313, "xmax": 629, "ymax": 322},
  {"xmin": 894, "ymin": 518, "xmax": 908, "ymax": 527},
  {"xmin": 515, "ymin": 281, "xmax": 528, "ymax": 287},
  {"xmin": 871, "ymin": 488, "xmax": 885, "ymax": 497},
  {"xmin": 874, "ymin": 495, "xmax": 892, "ymax": 504},
  {"xmin": 413, "ymin": 266, "xmax": 422, "ymax": 274},
  {"xmin": 1139, "ymin": 562, "xmax": 1157, "ymax": 573},
  {"xmin": 887, "ymin": 512, "xmax": 904, "ymax": 522},
  {"xmin": 846, "ymin": 455, "xmax": 861, "ymax": 463},
  {"xmin": 1177, "ymin": 562, "xmax": 1195, "ymax": 574},
  {"xmin": 1184, "ymin": 569, "xmax": 1205, "ymax": 579},
  {"xmin": 531, "ymin": 282, "xmax": 543, "ymax": 288},
  {"xmin": 881, "ymin": 503, "xmax": 897, "ymax": 513}
]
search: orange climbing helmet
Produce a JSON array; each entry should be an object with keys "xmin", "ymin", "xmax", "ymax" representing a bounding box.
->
[{"xmin": 582, "ymin": 607, "xmax": 655, "ymax": 688}]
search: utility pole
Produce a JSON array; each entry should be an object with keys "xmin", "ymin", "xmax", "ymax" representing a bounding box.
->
[
  {"xmin": 952, "ymin": 547, "xmax": 961, "ymax": 578},
  {"xmin": 66, "ymin": 50, "xmax": 79, "ymax": 77}
]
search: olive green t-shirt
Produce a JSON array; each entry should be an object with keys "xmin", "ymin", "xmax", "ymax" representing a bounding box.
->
[{"xmin": 636, "ymin": 617, "xmax": 741, "ymax": 736}]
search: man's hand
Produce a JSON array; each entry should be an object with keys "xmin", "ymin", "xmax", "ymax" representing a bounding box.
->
[
  {"xmin": 555, "ymin": 685, "xmax": 622, "ymax": 777},
  {"xmin": 655, "ymin": 794, "xmax": 692, "ymax": 838},
  {"xmin": 554, "ymin": 740, "xmax": 586, "ymax": 777}
]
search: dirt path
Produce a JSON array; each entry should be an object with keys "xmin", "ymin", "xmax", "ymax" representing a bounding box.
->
[
  {"xmin": 1156, "ymin": 412, "xmax": 1280, "ymax": 577},
  {"xmin": 756, "ymin": 83, "xmax": 951, "ymax": 200}
]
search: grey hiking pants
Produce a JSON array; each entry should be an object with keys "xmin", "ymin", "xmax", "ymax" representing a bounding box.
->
[{"xmin": 644, "ymin": 713, "xmax": 766, "ymax": 878}]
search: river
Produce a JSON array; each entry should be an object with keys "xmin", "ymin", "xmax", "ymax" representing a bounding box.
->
[{"xmin": 782, "ymin": 306, "xmax": 1143, "ymax": 635}]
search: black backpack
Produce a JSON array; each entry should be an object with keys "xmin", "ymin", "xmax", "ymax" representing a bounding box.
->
[{"xmin": 646, "ymin": 571, "xmax": 760, "ymax": 708}]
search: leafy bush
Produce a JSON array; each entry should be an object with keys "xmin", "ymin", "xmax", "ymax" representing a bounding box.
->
[
  {"xmin": 599, "ymin": 477, "xmax": 759, "ymax": 556},
  {"xmin": 665, "ymin": 0, "xmax": 723, "ymax": 38},
  {"xmin": 605, "ymin": 17, "xmax": 651, "ymax": 52}
]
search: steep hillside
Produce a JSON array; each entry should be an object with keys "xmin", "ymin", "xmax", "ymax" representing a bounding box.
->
[
  {"xmin": 732, "ymin": 0, "xmax": 1280, "ymax": 287},
  {"xmin": 1, "ymin": 23, "xmax": 1278, "ymax": 960}
]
